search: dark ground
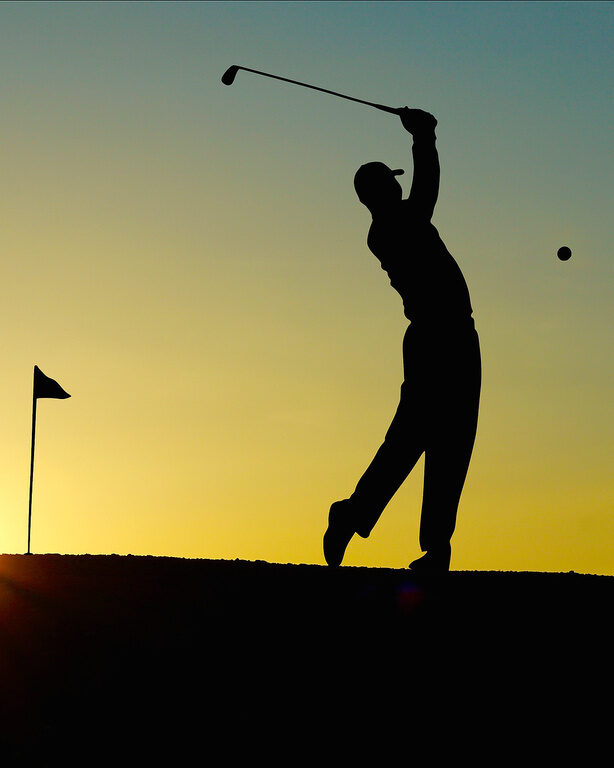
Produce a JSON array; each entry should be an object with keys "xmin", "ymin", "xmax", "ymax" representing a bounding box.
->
[{"xmin": 0, "ymin": 554, "xmax": 611, "ymax": 763}]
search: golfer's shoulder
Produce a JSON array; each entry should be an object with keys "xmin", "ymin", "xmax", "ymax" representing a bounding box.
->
[
  {"xmin": 402, "ymin": 197, "xmax": 430, "ymax": 223},
  {"xmin": 366, "ymin": 220, "xmax": 377, "ymax": 249},
  {"xmin": 366, "ymin": 218, "xmax": 392, "ymax": 255}
]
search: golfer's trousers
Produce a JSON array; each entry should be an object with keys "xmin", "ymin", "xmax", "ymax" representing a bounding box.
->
[{"xmin": 350, "ymin": 320, "xmax": 481, "ymax": 552}]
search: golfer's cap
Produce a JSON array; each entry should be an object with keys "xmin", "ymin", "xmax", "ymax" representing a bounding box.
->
[{"xmin": 354, "ymin": 162, "xmax": 404, "ymax": 196}]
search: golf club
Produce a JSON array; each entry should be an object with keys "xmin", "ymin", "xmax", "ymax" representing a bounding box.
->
[{"xmin": 221, "ymin": 64, "xmax": 402, "ymax": 116}]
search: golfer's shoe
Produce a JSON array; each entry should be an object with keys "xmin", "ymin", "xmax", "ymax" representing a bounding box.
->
[
  {"xmin": 408, "ymin": 544, "xmax": 452, "ymax": 575},
  {"xmin": 323, "ymin": 499, "xmax": 357, "ymax": 567}
]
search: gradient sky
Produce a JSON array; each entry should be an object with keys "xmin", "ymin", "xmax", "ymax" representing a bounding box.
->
[{"xmin": 1, "ymin": 1, "xmax": 612, "ymax": 573}]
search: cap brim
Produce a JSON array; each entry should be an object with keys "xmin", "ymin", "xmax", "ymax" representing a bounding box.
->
[{"xmin": 391, "ymin": 168, "xmax": 404, "ymax": 176}]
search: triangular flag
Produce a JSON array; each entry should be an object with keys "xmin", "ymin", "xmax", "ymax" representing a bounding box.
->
[{"xmin": 33, "ymin": 366, "xmax": 70, "ymax": 400}]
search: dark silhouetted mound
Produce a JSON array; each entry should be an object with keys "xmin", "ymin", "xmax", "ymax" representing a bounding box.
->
[{"xmin": 0, "ymin": 555, "xmax": 610, "ymax": 761}]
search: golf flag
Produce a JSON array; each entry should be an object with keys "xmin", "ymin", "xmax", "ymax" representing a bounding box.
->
[
  {"xmin": 33, "ymin": 365, "xmax": 70, "ymax": 400},
  {"xmin": 27, "ymin": 366, "xmax": 71, "ymax": 554}
]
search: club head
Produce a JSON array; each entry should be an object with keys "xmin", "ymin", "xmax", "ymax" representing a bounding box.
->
[{"xmin": 221, "ymin": 65, "xmax": 240, "ymax": 86}]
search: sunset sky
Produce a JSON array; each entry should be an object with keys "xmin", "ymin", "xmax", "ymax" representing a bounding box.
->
[{"xmin": 1, "ymin": 1, "xmax": 612, "ymax": 573}]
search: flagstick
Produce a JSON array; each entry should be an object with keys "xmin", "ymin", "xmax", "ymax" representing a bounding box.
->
[{"xmin": 27, "ymin": 394, "xmax": 37, "ymax": 555}]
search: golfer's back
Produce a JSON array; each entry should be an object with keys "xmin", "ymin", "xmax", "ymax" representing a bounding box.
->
[{"xmin": 367, "ymin": 209, "xmax": 474, "ymax": 327}]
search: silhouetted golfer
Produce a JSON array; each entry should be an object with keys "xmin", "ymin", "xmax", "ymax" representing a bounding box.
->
[{"xmin": 324, "ymin": 108, "xmax": 481, "ymax": 574}]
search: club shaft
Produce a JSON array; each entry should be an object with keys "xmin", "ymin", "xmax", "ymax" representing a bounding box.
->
[{"xmin": 235, "ymin": 66, "xmax": 400, "ymax": 115}]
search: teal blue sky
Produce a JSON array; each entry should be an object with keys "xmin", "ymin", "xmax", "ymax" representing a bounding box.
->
[{"xmin": 1, "ymin": 2, "xmax": 612, "ymax": 572}]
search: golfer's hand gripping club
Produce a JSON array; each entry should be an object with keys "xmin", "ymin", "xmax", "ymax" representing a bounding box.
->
[{"xmin": 398, "ymin": 107, "xmax": 438, "ymax": 136}]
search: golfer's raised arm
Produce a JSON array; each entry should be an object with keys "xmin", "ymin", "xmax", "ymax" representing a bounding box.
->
[{"xmin": 399, "ymin": 108, "xmax": 440, "ymax": 221}]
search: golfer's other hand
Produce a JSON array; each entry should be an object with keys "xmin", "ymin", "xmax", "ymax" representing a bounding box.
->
[{"xmin": 399, "ymin": 107, "xmax": 437, "ymax": 136}]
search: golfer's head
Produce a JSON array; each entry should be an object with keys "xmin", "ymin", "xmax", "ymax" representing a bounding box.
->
[{"xmin": 354, "ymin": 162, "xmax": 404, "ymax": 212}]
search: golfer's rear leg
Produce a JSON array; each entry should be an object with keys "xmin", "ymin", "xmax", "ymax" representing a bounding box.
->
[
  {"xmin": 324, "ymin": 410, "xmax": 424, "ymax": 566},
  {"xmin": 323, "ymin": 499, "xmax": 364, "ymax": 567}
]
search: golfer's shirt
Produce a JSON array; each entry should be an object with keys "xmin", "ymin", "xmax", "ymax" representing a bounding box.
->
[{"xmin": 367, "ymin": 208, "xmax": 474, "ymax": 329}]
